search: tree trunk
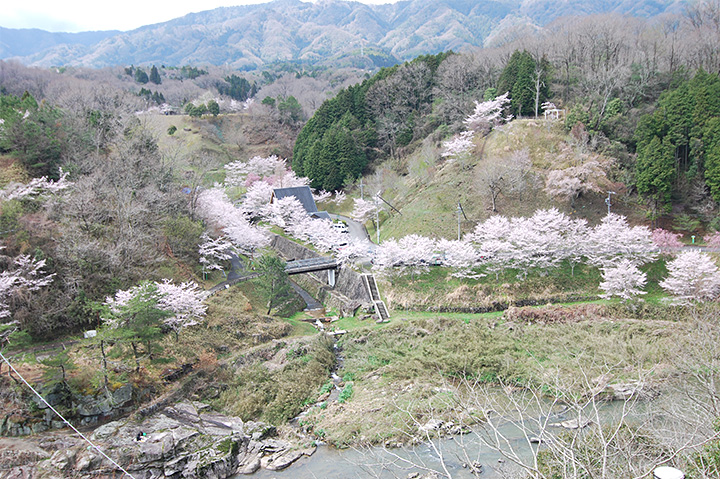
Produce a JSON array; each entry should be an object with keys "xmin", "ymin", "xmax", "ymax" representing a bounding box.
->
[
  {"xmin": 131, "ymin": 341, "xmax": 140, "ymax": 372},
  {"xmin": 100, "ymin": 339, "xmax": 109, "ymax": 391}
]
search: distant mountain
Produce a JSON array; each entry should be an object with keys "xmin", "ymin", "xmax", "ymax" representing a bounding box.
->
[
  {"xmin": 0, "ymin": 28, "xmax": 119, "ymax": 58},
  {"xmin": 0, "ymin": 0, "xmax": 688, "ymax": 69}
]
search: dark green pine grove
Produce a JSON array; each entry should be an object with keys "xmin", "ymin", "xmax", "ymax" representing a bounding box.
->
[
  {"xmin": 292, "ymin": 52, "xmax": 450, "ymax": 191},
  {"xmin": 497, "ymin": 50, "xmax": 551, "ymax": 118},
  {"xmin": 634, "ymin": 70, "xmax": 720, "ymax": 207}
]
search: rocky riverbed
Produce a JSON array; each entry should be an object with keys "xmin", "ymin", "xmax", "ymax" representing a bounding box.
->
[{"xmin": 0, "ymin": 401, "xmax": 316, "ymax": 479}]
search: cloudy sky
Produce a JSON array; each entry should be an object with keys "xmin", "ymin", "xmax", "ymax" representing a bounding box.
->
[{"xmin": 3, "ymin": 0, "xmax": 396, "ymax": 32}]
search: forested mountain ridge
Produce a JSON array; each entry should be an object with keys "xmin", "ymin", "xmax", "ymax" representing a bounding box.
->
[{"xmin": 1, "ymin": 0, "xmax": 688, "ymax": 69}]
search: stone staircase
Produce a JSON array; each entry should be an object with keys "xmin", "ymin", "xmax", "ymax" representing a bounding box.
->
[{"xmin": 362, "ymin": 274, "xmax": 390, "ymax": 322}]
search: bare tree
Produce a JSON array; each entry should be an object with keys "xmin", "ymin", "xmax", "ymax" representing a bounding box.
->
[{"xmin": 475, "ymin": 150, "xmax": 531, "ymax": 212}]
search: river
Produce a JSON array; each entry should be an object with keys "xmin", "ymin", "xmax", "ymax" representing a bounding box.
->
[
  {"xmin": 240, "ymin": 398, "xmax": 649, "ymax": 479},
  {"xmin": 241, "ymin": 419, "xmax": 539, "ymax": 479}
]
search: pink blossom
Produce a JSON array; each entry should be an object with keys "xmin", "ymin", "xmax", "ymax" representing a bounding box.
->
[
  {"xmin": 585, "ymin": 214, "xmax": 657, "ymax": 268},
  {"xmin": 704, "ymin": 231, "xmax": 720, "ymax": 250},
  {"xmin": 351, "ymin": 197, "xmax": 381, "ymax": 223},
  {"xmin": 652, "ymin": 228, "xmax": 684, "ymax": 253}
]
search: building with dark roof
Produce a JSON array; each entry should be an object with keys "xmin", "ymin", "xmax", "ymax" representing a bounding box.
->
[{"xmin": 271, "ymin": 186, "xmax": 331, "ymax": 220}]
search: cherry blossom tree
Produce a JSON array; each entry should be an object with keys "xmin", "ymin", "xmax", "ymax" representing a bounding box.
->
[
  {"xmin": 562, "ymin": 217, "xmax": 590, "ymax": 276},
  {"xmin": 351, "ymin": 197, "xmax": 381, "ymax": 224},
  {"xmin": 660, "ymin": 251, "xmax": 720, "ymax": 304},
  {"xmin": 704, "ymin": 231, "xmax": 720, "ymax": 250},
  {"xmin": 585, "ymin": 214, "xmax": 658, "ymax": 268},
  {"xmin": 0, "ymin": 168, "xmax": 72, "ymax": 201},
  {"xmin": 105, "ymin": 279, "xmax": 209, "ymax": 341},
  {"xmin": 441, "ymin": 131, "xmax": 475, "ymax": 161},
  {"xmin": 225, "ymin": 155, "xmax": 309, "ymax": 191},
  {"xmin": 330, "ymin": 190, "xmax": 346, "ymax": 205},
  {"xmin": 240, "ymin": 181, "xmax": 275, "ymax": 216},
  {"xmin": 464, "ymin": 92, "xmax": 513, "ymax": 134},
  {"xmin": 198, "ymin": 233, "xmax": 235, "ymax": 272},
  {"xmin": 652, "ymin": 228, "xmax": 684, "ymax": 254},
  {"xmin": 261, "ymin": 196, "xmax": 308, "ymax": 229},
  {"xmin": 467, "ymin": 209, "xmax": 582, "ymax": 279},
  {"xmin": 155, "ymin": 279, "xmax": 210, "ymax": 340},
  {"xmin": 335, "ymin": 239, "xmax": 373, "ymax": 266},
  {"xmin": 467, "ymin": 215, "xmax": 515, "ymax": 280},
  {"xmin": 544, "ymin": 161, "xmax": 606, "ymax": 206},
  {"xmin": 599, "ymin": 259, "xmax": 648, "ymax": 300},
  {"xmin": 0, "ymin": 249, "xmax": 55, "ymax": 320},
  {"xmin": 224, "ymin": 155, "xmax": 287, "ymax": 187},
  {"xmin": 196, "ymin": 187, "xmax": 269, "ymax": 255},
  {"xmin": 508, "ymin": 208, "xmax": 575, "ymax": 278},
  {"xmin": 312, "ymin": 190, "xmax": 332, "ymax": 204},
  {"xmin": 436, "ymin": 238, "xmax": 482, "ymax": 278}
]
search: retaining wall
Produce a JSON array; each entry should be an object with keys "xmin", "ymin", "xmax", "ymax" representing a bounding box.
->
[{"xmin": 270, "ymin": 236, "xmax": 372, "ymax": 315}]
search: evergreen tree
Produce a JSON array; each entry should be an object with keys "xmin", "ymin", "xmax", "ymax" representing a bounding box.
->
[
  {"xmin": 149, "ymin": 65, "xmax": 161, "ymax": 85},
  {"xmin": 207, "ymin": 99, "xmax": 220, "ymax": 117},
  {"xmin": 636, "ymin": 135, "xmax": 675, "ymax": 218},
  {"xmin": 134, "ymin": 68, "xmax": 149, "ymax": 84},
  {"xmin": 254, "ymin": 253, "xmax": 291, "ymax": 315},
  {"xmin": 497, "ymin": 50, "xmax": 542, "ymax": 117},
  {"xmin": 278, "ymin": 96, "xmax": 303, "ymax": 125},
  {"xmin": 634, "ymin": 70, "xmax": 720, "ymax": 205},
  {"xmin": 703, "ymin": 118, "xmax": 720, "ymax": 201}
]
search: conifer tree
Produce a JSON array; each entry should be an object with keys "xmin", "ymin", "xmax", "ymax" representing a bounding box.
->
[{"xmin": 149, "ymin": 65, "xmax": 161, "ymax": 85}]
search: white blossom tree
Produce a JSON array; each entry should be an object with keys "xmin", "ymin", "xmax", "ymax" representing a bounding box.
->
[
  {"xmin": 467, "ymin": 215, "xmax": 516, "ymax": 280},
  {"xmin": 0, "ymin": 168, "xmax": 72, "ymax": 201},
  {"xmin": 105, "ymin": 280, "xmax": 209, "ymax": 341},
  {"xmin": 196, "ymin": 187, "xmax": 269, "ymax": 256},
  {"xmin": 240, "ymin": 181, "xmax": 275, "ymax": 217},
  {"xmin": 704, "ymin": 231, "xmax": 720, "ymax": 250},
  {"xmin": 599, "ymin": 259, "xmax": 648, "ymax": 300},
  {"xmin": 464, "ymin": 92, "xmax": 513, "ymax": 134},
  {"xmin": 544, "ymin": 161, "xmax": 606, "ymax": 206},
  {"xmin": 155, "ymin": 279, "xmax": 210, "ymax": 340},
  {"xmin": 351, "ymin": 197, "xmax": 381, "ymax": 224},
  {"xmin": 198, "ymin": 233, "xmax": 235, "ymax": 273},
  {"xmin": 436, "ymin": 238, "xmax": 483, "ymax": 278},
  {"xmin": 585, "ymin": 214, "xmax": 657, "ymax": 268},
  {"xmin": 441, "ymin": 131, "xmax": 475, "ymax": 161},
  {"xmin": 660, "ymin": 251, "xmax": 720, "ymax": 304},
  {"xmin": 0, "ymin": 250, "xmax": 55, "ymax": 320}
]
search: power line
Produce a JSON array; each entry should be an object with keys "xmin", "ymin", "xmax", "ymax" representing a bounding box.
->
[{"xmin": 0, "ymin": 350, "xmax": 137, "ymax": 479}]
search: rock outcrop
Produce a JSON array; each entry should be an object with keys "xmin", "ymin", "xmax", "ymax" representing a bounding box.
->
[{"xmin": 1, "ymin": 401, "xmax": 315, "ymax": 479}]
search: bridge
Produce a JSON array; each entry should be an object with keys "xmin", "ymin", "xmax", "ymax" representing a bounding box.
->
[
  {"xmin": 209, "ymin": 256, "xmax": 339, "ymax": 294},
  {"xmin": 285, "ymin": 257, "xmax": 338, "ymax": 286}
]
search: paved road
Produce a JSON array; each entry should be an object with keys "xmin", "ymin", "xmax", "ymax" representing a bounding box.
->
[{"xmin": 329, "ymin": 214, "xmax": 371, "ymax": 244}]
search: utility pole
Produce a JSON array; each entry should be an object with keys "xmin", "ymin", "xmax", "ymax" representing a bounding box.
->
[
  {"xmin": 605, "ymin": 191, "xmax": 616, "ymax": 215},
  {"xmin": 457, "ymin": 202, "xmax": 468, "ymax": 241},
  {"xmin": 457, "ymin": 204, "xmax": 462, "ymax": 241}
]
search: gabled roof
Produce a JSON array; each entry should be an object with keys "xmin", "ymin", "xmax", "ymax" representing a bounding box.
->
[
  {"xmin": 310, "ymin": 211, "xmax": 332, "ymax": 221},
  {"xmin": 272, "ymin": 186, "xmax": 318, "ymax": 213}
]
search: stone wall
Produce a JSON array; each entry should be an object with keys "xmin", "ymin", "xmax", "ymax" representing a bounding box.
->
[{"xmin": 270, "ymin": 236, "xmax": 372, "ymax": 314}]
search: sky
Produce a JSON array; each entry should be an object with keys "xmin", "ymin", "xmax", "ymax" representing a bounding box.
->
[{"xmin": 2, "ymin": 0, "xmax": 397, "ymax": 33}]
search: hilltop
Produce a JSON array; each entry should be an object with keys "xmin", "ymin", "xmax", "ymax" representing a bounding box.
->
[{"xmin": 1, "ymin": 0, "xmax": 689, "ymax": 68}]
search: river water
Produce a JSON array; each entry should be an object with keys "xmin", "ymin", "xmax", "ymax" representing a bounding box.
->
[
  {"xmin": 241, "ymin": 399, "xmax": 648, "ymax": 479},
  {"xmin": 243, "ymin": 420, "xmax": 537, "ymax": 479}
]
